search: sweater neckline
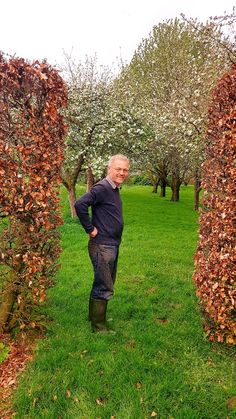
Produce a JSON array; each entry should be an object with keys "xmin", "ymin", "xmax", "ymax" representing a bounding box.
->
[{"xmin": 106, "ymin": 176, "xmax": 118, "ymax": 190}]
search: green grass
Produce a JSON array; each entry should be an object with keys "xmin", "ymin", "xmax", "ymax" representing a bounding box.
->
[
  {"xmin": 13, "ymin": 185, "xmax": 236, "ymax": 419},
  {"xmin": 0, "ymin": 341, "xmax": 9, "ymax": 363}
]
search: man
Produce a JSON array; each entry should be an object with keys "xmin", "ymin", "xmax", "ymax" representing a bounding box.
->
[{"xmin": 74, "ymin": 154, "xmax": 129, "ymax": 333}]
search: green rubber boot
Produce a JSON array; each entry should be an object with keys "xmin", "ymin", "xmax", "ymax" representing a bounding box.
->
[{"xmin": 89, "ymin": 298, "xmax": 108, "ymax": 333}]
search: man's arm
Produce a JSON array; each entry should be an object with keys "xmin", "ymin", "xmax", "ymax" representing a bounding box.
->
[{"xmin": 74, "ymin": 190, "xmax": 98, "ymax": 236}]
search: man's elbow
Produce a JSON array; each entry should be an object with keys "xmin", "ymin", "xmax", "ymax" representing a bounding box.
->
[{"xmin": 74, "ymin": 200, "xmax": 80, "ymax": 216}]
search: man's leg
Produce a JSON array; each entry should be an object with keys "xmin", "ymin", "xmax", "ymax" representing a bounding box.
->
[
  {"xmin": 88, "ymin": 242, "xmax": 119, "ymax": 300},
  {"xmin": 88, "ymin": 241, "xmax": 119, "ymax": 332}
]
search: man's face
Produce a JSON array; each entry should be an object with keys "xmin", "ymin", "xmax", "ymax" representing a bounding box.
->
[{"xmin": 108, "ymin": 158, "xmax": 129, "ymax": 186}]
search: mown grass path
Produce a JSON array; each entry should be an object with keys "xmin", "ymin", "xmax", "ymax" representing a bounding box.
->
[{"xmin": 14, "ymin": 186, "xmax": 236, "ymax": 418}]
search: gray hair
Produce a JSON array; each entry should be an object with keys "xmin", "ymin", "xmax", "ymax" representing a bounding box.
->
[{"xmin": 108, "ymin": 154, "xmax": 129, "ymax": 167}]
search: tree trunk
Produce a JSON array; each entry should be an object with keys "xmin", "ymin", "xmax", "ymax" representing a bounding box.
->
[
  {"xmin": 171, "ymin": 176, "xmax": 181, "ymax": 201},
  {"xmin": 160, "ymin": 179, "xmax": 167, "ymax": 197},
  {"xmin": 0, "ymin": 221, "xmax": 28, "ymax": 331},
  {"xmin": 152, "ymin": 180, "xmax": 159, "ymax": 193},
  {"xmin": 68, "ymin": 185, "xmax": 77, "ymax": 218},
  {"xmin": 0, "ymin": 274, "xmax": 17, "ymax": 332},
  {"xmin": 86, "ymin": 167, "xmax": 95, "ymax": 192},
  {"xmin": 61, "ymin": 154, "xmax": 84, "ymax": 218},
  {"xmin": 194, "ymin": 170, "xmax": 202, "ymax": 210}
]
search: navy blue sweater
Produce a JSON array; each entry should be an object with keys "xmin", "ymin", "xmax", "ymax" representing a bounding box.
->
[{"xmin": 74, "ymin": 179, "xmax": 124, "ymax": 245}]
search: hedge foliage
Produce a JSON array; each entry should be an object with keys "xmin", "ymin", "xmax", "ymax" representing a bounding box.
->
[
  {"xmin": 0, "ymin": 55, "xmax": 67, "ymax": 331},
  {"xmin": 193, "ymin": 65, "xmax": 236, "ymax": 344}
]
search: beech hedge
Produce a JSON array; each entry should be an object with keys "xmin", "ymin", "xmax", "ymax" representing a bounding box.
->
[
  {"xmin": 193, "ymin": 64, "xmax": 236, "ymax": 344},
  {"xmin": 0, "ymin": 55, "xmax": 67, "ymax": 331}
]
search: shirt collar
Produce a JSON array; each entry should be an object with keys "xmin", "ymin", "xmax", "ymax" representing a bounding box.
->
[{"xmin": 106, "ymin": 175, "xmax": 117, "ymax": 189}]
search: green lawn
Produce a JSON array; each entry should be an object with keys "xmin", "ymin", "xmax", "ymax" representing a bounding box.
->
[{"xmin": 13, "ymin": 185, "xmax": 236, "ymax": 418}]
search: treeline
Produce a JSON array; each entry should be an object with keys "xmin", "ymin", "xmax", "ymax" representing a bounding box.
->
[{"xmin": 61, "ymin": 12, "xmax": 235, "ymax": 214}]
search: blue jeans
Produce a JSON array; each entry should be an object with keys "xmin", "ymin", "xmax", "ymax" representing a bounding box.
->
[{"xmin": 88, "ymin": 241, "xmax": 119, "ymax": 300}]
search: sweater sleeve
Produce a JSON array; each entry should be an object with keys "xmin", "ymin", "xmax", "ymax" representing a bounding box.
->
[{"xmin": 74, "ymin": 185, "xmax": 104, "ymax": 234}]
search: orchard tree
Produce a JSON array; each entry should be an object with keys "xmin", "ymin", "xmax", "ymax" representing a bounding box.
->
[
  {"xmin": 180, "ymin": 10, "xmax": 236, "ymax": 208},
  {"xmin": 120, "ymin": 15, "xmax": 234, "ymax": 202},
  {"xmin": 0, "ymin": 54, "xmax": 67, "ymax": 331},
  {"xmin": 61, "ymin": 54, "xmax": 147, "ymax": 217},
  {"xmin": 60, "ymin": 55, "xmax": 111, "ymax": 216}
]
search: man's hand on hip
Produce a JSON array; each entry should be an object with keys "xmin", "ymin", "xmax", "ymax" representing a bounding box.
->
[{"xmin": 89, "ymin": 227, "xmax": 98, "ymax": 238}]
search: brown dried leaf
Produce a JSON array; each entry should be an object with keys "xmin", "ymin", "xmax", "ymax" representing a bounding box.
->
[
  {"xmin": 155, "ymin": 317, "xmax": 169, "ymax": 324},
  {"xmin": 96, "ymin": 398, "xmax": 105, "ymax": 406},
  {"xmin": 227, "ymin": 396, "xmax": 236, "ymax": 408},
  {"xmin": 32, "ymin": 397, "xmax": 38, "ymax": 407},
  {"xmin": 136, "ymin": 381, "xmax": 142, "ymax": 390}
]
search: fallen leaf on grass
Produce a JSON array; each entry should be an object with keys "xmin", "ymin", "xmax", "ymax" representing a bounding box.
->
[
  {"xmin": 53, "ymin": 395, "xmax": 57, "ymax": 401},
  {"xmin": 74, "ymin": 396, "xmax": 80, "ymax": 403},
  {"xmin": 32, "ymin": 397, "xmax": 38, "ymax": 407},
  {"xmin": 126, "ymin": 340, "xmax": 136, "ymax": 349},
  {"xmin": 66, "ymin": 389, "xmax": 71, "ymax": 398},
  {"xmin": 96, "ymin": 398, "xmax": 106, "ymax": 406},
  {"xmin": 150, "ymin": 411, "xmax": 158, "ymax": 417},
  {"xmin": 227, "ymin": 396, "xmax": 236, "ymax": 408},
  {"xmin": 136, "ymin": 381, "xmax": 142, "ymax": 390},
  {"xmin": 155, "ymin": 317, "xmax": 169, "ymax": 324}
]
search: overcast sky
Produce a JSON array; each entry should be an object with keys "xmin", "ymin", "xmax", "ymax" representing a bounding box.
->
[{"xmin": 1, "ymin": 0, "xmax": 235, "ymax": 69}]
